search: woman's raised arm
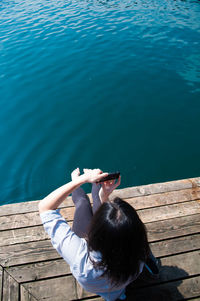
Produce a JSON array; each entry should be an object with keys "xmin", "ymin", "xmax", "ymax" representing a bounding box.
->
[{"xmin": 39, "ymin": 168, "xmax": 108, "ymax": 213}]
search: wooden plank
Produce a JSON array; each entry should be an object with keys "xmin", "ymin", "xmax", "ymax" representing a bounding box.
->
[
  {"xmin": 2, "ymin": 270, "xmax": 19, "ymax": 301},
  {"xmin": 138, "ymin": 201, "xmax": 200, "ymax": 223},
  {"xmin": 150, "ymin": 233, "xmax": 200, "ymax": 257},
  {"xmin": 1, "ymin": 201, "xmax": 199, "ymax": 248},
  {"xmin": 1, "ymin": 213, "xmax": 199, "ymax": 267},
  {"xmin": 22, "ymin": 276, "xmax": 77, "ymax": 300},
  {"xmin": 0, "ymin": 207, "xmax": 75, "ymax": 231},
  {"xmin": 15, "ymin": 251, "xmax": 200, "ymax": 300},
  {"xmin": 7, "ymin": 259, "xmax": 70, "ymax": 283},
  {"xmin": 127, "ymin": 276, "xmax": 200, "ymax": 300},
  {"xmin": 2, "ymin": 187, "xmax": 200, "ymax": 231},
  {"xmin": 1, "ymin": 177, "xmax": 200, "ymax": 217},
  {"xmin": 5, "ymin": 233, "xmax": 200, "ymax": 282},
  {"xmin": 0, "ymin": 240, "xmax": 59, "ymax": 267},
  {"xmin": 0, "ymin": 219, "xmax": 73, "ymax": 247},
  {"xmin": 0, "ymin": 226, "xmax": 49, "ymax": 247},
  {"xmin": 0, "ymin": 266, "xmax": 2, "ymax": 301},
  {"xmin": 158, "ymin": 250, "xmax": 200, "ymax": 282},
  {"xmin": 113, "ymin": 177, "xmax": 200, "ymax": 199},
  {"xmin": 20, "ymin": 285, "xmax": 40, "ymax": 301},
  {"xmin": 1, "ymin": 188, "xmax": 200, "ymax": 231},
  {"xmin": 0, "ymin": 197, "xmax": 74, "ymax": 217},
  {"xmin": 127, "ymin": 187, "xmax": 200, "ymax": 210},
  {"xmin": 146, "ymin": 213, "xmax": 200, "ymax": 241}
]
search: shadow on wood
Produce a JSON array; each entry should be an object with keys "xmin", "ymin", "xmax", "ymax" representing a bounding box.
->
[{"xmin": 126, "ymin": 260, "xmax": 198, "ymax": 301}]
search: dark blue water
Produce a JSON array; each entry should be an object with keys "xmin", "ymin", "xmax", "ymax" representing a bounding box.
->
[{"xmin": 0, "ymin": 0, "xmax": 200, "ymax": 205}]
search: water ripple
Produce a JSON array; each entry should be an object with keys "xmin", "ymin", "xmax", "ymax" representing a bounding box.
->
[{"xmin": 0, "ymin": 0, "xmax": 200, "ymax": 204}]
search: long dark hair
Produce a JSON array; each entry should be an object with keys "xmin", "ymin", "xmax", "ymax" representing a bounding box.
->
[{"xmin": 87, "ymin": 197, "xmax": 149, "ymax": 285}]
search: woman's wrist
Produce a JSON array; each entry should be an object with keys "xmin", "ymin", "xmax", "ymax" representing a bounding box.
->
[
  {"xmin": 73, "ymin": 174, "xmax": 88, "ymax": 186},
  {"xmin": 99, "ymin": 189, "xmax": 109, "ymax": 203}
]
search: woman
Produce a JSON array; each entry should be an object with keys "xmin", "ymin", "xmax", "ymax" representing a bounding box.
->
[{"xmin": 39, "ymin": 168, "xmax": 158, "ymax": 300}]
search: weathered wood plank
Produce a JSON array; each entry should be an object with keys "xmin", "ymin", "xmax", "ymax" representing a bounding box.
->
[
  {"xmin": 113, "ymin": 177, "xmax": 200, "ymax": 199},
  {"xmin": 0, "ymin": 266, "xmax": 3, "ymax": 301},
  {"xmin": 127, "ymin": 187, "xmax": 200, "ymax": 210},
  {"xmin": 0, "ymin": 197, "xmax": 74, "ymax": 217},
  {"xmin": 0, "ymin": 220, "xmax": 72, "ymax": 248},
  {"xmin": 1, "ymin": 177, "xmax": 200, "ymax": 217},
  {"xmin": 127, "ymin": 276, "xmax": 200, "ymax": 300},
  {"xmin": 150, "ymin": 233, "xmax": 200, "ymax": 258},
  {"xmin": 146, "ymin": 213, "xmax": 200, "ymax": 241},
  {"xmin": 138, "ymin": 201, "xmax": 200, "ymax": 223},
  {"xmin": 159, "ymin": 250, "xmax": 200, "ymax": 282},
  {"xmin": 22, "ymin": 276, "xmax": 77, "ymax": 300},
  {"xmin": 20, "ymin": 284, "xmax": 41, "ymax": 301},
  {"xmin": 1, "ymin": 201, "xmax": 199, "ymax": 248},
  {"xmin": 77, "ymin": 251, "xmax": 200, "ymax": 300},
  {"xmin": 2, "ymin": 270, "xmax": 19, "ymax": 301},
  {"xmin": 0, "ymin": 226, "xmax": 49, "ymax": 247},
  {"xmin": 0, "ymin": 207, "xmax": 75, "ymax": 231},
  {"xmin": 1, "ymin": 188, "xmax": 200, "ymax": 231},
  {"xmin": 0, "ymin": 240, "xmax": 58, "ymax": 267},
  {"xmin": 7, "ymin": 259, "xmax": 70, "ymax": 283},
  {"xmin": 1, "ymin": 213, "xmax": 200, "ymax": 268},
  {"xmin": 4, "ymin": 234, "xmax": 200, "ymax": 283}
]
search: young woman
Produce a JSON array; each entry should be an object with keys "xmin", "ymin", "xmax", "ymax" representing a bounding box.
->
[{"xmin": 39, "ymin": 168, "xmax": 158, "ymax": 301}]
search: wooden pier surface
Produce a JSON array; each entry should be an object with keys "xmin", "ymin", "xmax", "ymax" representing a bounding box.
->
[{"xmin": 0, "ymin": 177, "xmax": 200, "ymax": 300}]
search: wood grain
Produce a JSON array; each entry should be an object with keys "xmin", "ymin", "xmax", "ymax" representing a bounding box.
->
[
  {"xmin": 159, "ymin": 250, "xmax": 200, "ymax": 282},
  {"xmin": 1, "ymin": 177, "xmax": 200, "ymax": 301},
  {"xmin": 1, "ymin": 200, "xmax": 199, "ymax": 248},
  {"xmin": 1, "ymin": 187, "xmax": 200, "ymax": 231},
  {"xmin": 146, "ymin": 213, "xmax": 200, "ymax": 241},
  {"xmin": 20, "ymin": 284, "xmax": 40, "ymax": 301},
  {"xmin": 112, "ymin": 177, "xmax": 200, "ymax": 199},
  {"xmin": 127, "ymin": 276, "xmax": 200, "ymax": 300},
  {"xmin": 7, "ymin": 259, "xmax": 70, "ymax": 283},
  {"xmin": 127, "ymin": 187, "xmax": 200, "ymax": 210},
  {"xmin": 0, "ymin": 207, "xmax": 75, "ymax": 231},
  {"xmin": 1, "ymin": 214, "xmax": 199, "ymax": 268},
  {"xmin": 1, "ymin": 177, "xmax": 200, "ymax": 217},
  {"xmin": 0, "ymin": 266, "xmax": 2, "ymax": 301},
  {"xmin": 138, "ymin": 201, "xmax": 200, "ymax": 223},
  {"xmin": 150, "ymin": 233, "xmax": 200, "ymax": 257},
  {"xmin": 22, "ymin": 276, "xmax": 77, "ymax": 300},
  {"xmin": 0, "ymin": 197, "xmax": 74, "ymax": 217},
  {"xmin": 2, "ymin": 271, "xmax": 19, "ymax": 301},
  {"xmin": 0, "ymin": 240, "xmax": 58, "ymax": 267}
]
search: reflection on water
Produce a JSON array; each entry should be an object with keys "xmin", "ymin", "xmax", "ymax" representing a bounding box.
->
[{"xmin": 0, "ymin": 0, "xmax": 200, "ymax": 204}]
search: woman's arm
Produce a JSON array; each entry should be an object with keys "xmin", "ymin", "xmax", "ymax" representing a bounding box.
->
[{"xmin": 39, "ymin": 168, "xmax": 108, "ymax": 214}]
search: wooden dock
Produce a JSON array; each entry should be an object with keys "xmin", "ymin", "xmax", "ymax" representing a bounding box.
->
[{"xmin": 0, "ymin": 177, "xmax": 200, "ymax": 300}]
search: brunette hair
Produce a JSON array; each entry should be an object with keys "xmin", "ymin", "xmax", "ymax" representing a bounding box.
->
[{"xmin": 87, "ymin": 197, "xmax": 149, "ymax": 285}]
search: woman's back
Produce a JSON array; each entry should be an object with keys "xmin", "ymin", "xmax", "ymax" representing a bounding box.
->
[{"xmin": 87, "ymin": 197, "xmax": 149, "ymax": 286}]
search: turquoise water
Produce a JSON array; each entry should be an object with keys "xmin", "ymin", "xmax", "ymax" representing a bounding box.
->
[{"xmin": 0, "ymin": 0, "xmax": 200, "ymax": 205}]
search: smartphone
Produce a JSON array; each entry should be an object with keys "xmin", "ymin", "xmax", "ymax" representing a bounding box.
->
[{"xmin": 97, "ymin": 172, "xmax": 120, "ymax": 183}]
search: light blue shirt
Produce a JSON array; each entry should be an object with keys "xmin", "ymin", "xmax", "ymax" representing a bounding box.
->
[{"xmin": 40, "ymin": 210, "xmax": 144, "ymax": 301}]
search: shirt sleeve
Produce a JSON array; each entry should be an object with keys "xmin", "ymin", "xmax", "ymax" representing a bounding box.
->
[{"xmin": 40, "ymin": 209, "xmax": 84, "ymax": 267}]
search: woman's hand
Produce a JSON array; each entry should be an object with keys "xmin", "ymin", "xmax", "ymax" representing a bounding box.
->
[
  {"xmin": 99, "ymin": 176, "xmax": 121, "ymax": 203},
  {"xmin": 82, "ymin": 168, "xmax": 109, "ymax": 183}
]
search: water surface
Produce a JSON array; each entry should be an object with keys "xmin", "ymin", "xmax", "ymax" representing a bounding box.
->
[{"xmin": 0, "ymin": 0, "xmax": 200, "ymax": 204}]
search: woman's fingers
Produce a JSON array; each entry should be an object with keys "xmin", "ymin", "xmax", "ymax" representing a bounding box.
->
[{"xmin": 82, "ymin": 168, "xmax": 108, "ymax": 183}]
